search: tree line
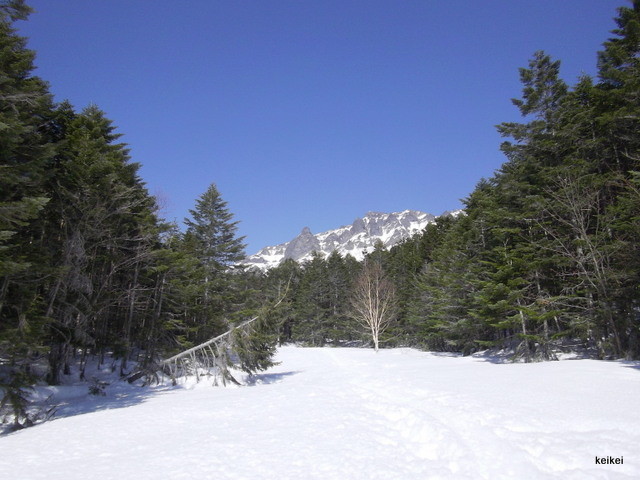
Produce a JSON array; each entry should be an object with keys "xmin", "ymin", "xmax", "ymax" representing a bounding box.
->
[
  {"xmin": 1, "ymin": 1, "xmax": 278, "ymax": 428},
  {"xmin": 1, "ymin": 0, "xmax": 639, "ymax": 427},
  {"xmin": 257, "ymin": 1, "xmax": 640, "ymax": 361}
]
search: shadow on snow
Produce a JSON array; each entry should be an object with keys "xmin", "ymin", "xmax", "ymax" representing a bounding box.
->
[{"xmin": 245, "ymin": 371, "xmax": 300, "ymax": 386}]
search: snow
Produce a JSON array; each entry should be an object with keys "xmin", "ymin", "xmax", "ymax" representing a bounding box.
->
[
  {"xmin": 2, "ymin": 346, "xmax": 639, "ymax": 479},
  {"xmin": 243, "ymin": 210, "xmax": 439, "ymax": 269}
]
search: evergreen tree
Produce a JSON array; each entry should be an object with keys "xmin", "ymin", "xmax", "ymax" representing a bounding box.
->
[
  {"xmin": 385, "ymin": 216, "xmax": 456, "ymax": 345},
  {"xmin": 410, "ymin": 212, "xmax": 483, "ymax": 353},
  {"xmin": 263, "ymin": 258, "xmax": 302, "ymax": 344},
  {"xmin": 43, "ymin": 105, "xmax": 160, "ymax": 382},
  {"xmin": 292, "ymin": 252, "xmax": 331, "ymax": 345},
  {"xmin": 183, "ymin": 183, "xmax": 246, "ymax": 342},
  {"xmin": 184, "ymin": 183, "xmax": 245, "ymax": 270},
  {"xmin": 324, "ymin": 251, "xmax": 358, "ymax": 343},
  {"xmin": 0, "ymin": 0, "xmax": 55, "ymax": 379},
  {"xmin": 593, "ymin": 1, "xmax": 640, "ymax": 355}
]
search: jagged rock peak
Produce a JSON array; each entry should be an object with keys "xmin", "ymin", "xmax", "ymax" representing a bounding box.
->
[
  {"xmin": 243, "ymin": 209, "xmax": 460, "ymax": 271},
  {"xmin": 284, "ymin": 226, "xmax": 321, "ymax": 260}
]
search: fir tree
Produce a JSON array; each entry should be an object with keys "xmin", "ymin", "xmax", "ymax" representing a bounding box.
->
[
  {"xmin": 184, "ymin": 183, "xmax": 245, "ymax": 270},
  {"xmin": 0, "ymin": 0, "xmax": 55, "ymax": 382},
  {"xmin": 292, "ymin": 252, "xmax": 332, "ymax": 345},
  {"xmin": 183, "ymin": 183, "xmax": 246, "ymax": 342}
]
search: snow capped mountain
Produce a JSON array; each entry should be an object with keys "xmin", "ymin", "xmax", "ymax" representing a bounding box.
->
[{"xmin": 243, "ymin": 210, "xmax": 460, "ymax": 271}]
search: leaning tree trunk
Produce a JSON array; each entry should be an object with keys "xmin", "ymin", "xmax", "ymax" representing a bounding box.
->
[{"xmin": 127, "ymin": 284, "xmax": 289, "ymax": 386}]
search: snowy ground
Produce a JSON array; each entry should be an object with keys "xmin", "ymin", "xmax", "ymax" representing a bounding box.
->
[{"xmin": 1, "ymin": 346, "xmax": 639, "ymax": 479}]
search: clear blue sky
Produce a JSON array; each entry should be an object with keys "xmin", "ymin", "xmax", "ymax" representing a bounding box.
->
[{"xmin": 18, "ymin": 0, "xmax": 625, "ymax": 254}]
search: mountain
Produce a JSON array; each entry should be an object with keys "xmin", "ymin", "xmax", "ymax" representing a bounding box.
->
[{"xmin": 243, "ymin": 210, "xmax": 459, "ymax": 271}]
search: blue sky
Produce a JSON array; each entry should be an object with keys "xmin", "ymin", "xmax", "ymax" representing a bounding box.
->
[{"xmin": 19, "ymin": 0, "xmax": 625, "ymax": 254}]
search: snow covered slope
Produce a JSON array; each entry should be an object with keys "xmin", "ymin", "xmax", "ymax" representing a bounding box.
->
[
  {"xmin": 2, "ymin": 347, "xmax": 639, "ymax": 479},
  {"xmin": 244, "ymin": 210, "xmax": 459, "ymax": 271}
]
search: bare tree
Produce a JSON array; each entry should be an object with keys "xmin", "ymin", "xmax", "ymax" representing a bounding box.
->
[
  {"xmin": 349, "ymin": 260, "xmax": 397, "ymax": 352},
  {"xmin": 540, "ymin": 174, "xmax": 623, "ymax": 356}
]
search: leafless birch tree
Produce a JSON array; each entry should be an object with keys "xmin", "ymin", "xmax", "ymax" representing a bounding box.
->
[{"xmin": 349, "ymin": 260, "xmax": 397, "ymax": 352}]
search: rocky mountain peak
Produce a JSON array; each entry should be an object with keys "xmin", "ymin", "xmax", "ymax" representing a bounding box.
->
[
  {"xmin": 242, "ymin": 209, "xmax": 460, "ymax": 271},
  {"xmin": 284, "ymin": 227, "xmax": 320, "ymax": 260}
]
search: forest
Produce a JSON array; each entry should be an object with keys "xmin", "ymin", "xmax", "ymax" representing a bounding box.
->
[
  {"xmin": 1, "ymin": 0, "xmax": 639, "ymax": 426},
  {"xmin": 249, "ymin": 1, "xmax": 640, "ymax": 361}
]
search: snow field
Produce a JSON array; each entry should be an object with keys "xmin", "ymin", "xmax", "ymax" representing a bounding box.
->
[{"xmin": 1, "ymin": 346, "xmax": 639, "ymax": 479}]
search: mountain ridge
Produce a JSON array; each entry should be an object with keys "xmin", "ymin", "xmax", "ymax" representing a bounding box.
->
[{"xmin": 243, "ymin": 209, "xmax": 460, "ymax": 271}]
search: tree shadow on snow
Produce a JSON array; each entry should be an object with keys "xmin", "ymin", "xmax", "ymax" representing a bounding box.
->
[
  {"xmin": 468, "ymin": 351, "xmax": 514, "ymax": 364},
  {"xmin": 426, "ymin": 352, "xmax": 462, "ymax": 358},
  {"xmin": 13, "ymin": 369, "xmax": 302, "ymax": 434},
  {"xmin": 245, "ymin": 371, "xmax": 300, "ymax": 386},
  {"xmin": 619, "ymin": 360, "xmax": 640, "ymax": 371},
  {"xmin": 30, "ymin": 380, "xmax": 180, "ymax": 428}
]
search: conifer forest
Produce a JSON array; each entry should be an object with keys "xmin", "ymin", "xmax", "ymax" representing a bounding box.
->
[{"xmin": 1, "ymin": 0, "xmax": 639, "ymax": 424}]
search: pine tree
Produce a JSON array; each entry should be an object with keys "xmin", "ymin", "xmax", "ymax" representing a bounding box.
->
[{"xmin": 232, "ymin": 309, "xmax": 281, "ymax": 375}]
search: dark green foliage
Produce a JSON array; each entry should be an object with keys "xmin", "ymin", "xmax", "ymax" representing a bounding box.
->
[
  {"xmin": 295, "ymin": 252, "xmax": 358, "ymax": 345},
  {"xmin": 233, "ymin": 310, "xmax": 281, "ymax": 375},
  {"xmin": 290, "ymin": 252, "xmax": 334, "ymax": 345},
  {"xmin": 257, "ymin": 3, "xmax": 640, "ymax": 360},
  {"xmin": 406, "ymin": 215, "xmax": 483, "ymax": 353},
  {"xmin": 255, "ymin": 252, "xmax": 360, "ymax": 346},
  {"xmin": 0, "ymin": 2, "xmax": 57, "ymax": 393},
  {"xmin": 39, "ymin": 104, "xmax": 161, "ymax": 382},
  {"xmin": 184, "ymin": 183, "xmax": 246, "ymax": 270},
  {"xmin": 383, "ymin": 216, "xmax": 456, "ymax": 345},
  {"xmin": 182, "ymin": 183, "xmax": 247, "ymax": 343},
  {"xmin": 404, "ymin": 2, "xmax": 640, "ymax": 359},
  {"xmin": 0, "ymin": 373, "xmax": 33, "ymax": 430},
  {"xmin": 262, "ymin": 258, "xmax": 303, "ymax": 344},
  {"xmin": 2, "ymin": 0, "xmax": 639, "ymax": 431},
  {"xmin": 0, "ymin": 0, "xmax": 54, "ymax": 365},
  {"xmin": 0, "ymin": 371, "xmax": 56, "ymax": 431},
  {"xmin": 0, "ymin": 3, "xmax": 275, "ymax": 424}
]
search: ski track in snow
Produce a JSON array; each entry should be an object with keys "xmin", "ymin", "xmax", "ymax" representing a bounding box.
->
[{"xmin": 1, "ymin": 346, "xmax": 639, "ymax": 479}]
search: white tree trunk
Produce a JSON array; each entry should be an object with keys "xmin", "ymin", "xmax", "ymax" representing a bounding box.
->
[{"xmin": 349, "ymin": 260, "xmax": 397, "ymax": 352}]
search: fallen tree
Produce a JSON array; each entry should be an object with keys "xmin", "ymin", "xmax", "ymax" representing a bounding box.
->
[{"xmin": 128, "ymin": 286, "xmax": 288, "ymax": 386}]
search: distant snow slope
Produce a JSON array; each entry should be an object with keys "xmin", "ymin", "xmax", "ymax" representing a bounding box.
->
[
  {"xmin": 243, "ymin": 210, "xmax": 461, "ymax": 271},
  {"xmin": 2, "ymin": 347, "xmax": 639, "ymax": 479}
]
